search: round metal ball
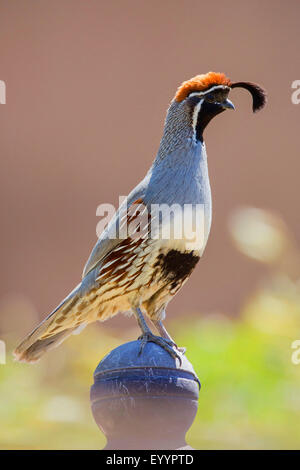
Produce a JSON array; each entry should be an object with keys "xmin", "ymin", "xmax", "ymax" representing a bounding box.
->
[{"xmin": 90, "ymin": 340, "xmax": 200, "ymax": 450}]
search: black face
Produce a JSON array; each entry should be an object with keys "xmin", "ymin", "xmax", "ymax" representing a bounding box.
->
[
  {"xmin": 188, "ymin": 87, "xmax": 232, "ymax": 142},
  {"xmin": 195, "ymin": 100, "xmax": 226, "ymax": 141}
]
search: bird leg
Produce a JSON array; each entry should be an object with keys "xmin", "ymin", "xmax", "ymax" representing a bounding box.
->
[
  {"xmin": 152, "ymin": 319, "xmax": 186, "ymax": 354},
  {"xmin": 133, "ymin": 307, "xmax": 182, "ymax": 363}
]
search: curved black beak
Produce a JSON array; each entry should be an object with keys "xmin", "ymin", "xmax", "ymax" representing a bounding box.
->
[{"xmin": 221, "ymin": 98, "xmax": 235, "ymax": 110}]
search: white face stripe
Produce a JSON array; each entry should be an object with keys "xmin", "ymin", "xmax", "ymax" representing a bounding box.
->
[
  {"xmin": 189, "ymin": 84, "xmax": 230, "ymax": 99},
  {"xmin": 190, "ymin": 85, "xmax": 230, "ymax": 138},
  {"xmin": 192, "ymin": 98, "xmax": 204, "ymax": 131}
]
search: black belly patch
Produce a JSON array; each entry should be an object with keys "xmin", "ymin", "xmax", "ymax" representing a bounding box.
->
[{"xmin": 155, "ymin": 249, "xmax": 200, "ymax": 291}]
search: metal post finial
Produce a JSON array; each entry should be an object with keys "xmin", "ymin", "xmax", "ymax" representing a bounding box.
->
[{"xmin": 90, "ymin": 340, "xmax": 200, "ymax": 450}]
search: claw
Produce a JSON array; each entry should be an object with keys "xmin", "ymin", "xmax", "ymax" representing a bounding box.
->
[{"xmin": 138, "ymin": 333, "xmax": 183, "ymax": 365}]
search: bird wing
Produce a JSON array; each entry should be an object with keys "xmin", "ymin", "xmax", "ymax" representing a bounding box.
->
[{"xmin": 82, "ymin": 171, "xmax": 151, "ymax": 279}]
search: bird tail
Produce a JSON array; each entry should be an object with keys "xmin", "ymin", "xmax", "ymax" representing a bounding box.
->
[{"xmin": 13, "ymin": 284, "xmax": 82, "ymax": 363}]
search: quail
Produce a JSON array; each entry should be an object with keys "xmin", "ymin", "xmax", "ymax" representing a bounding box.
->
[{"xmin": 14, "ymin": 72, "xmax": 266, "ymax": 363}]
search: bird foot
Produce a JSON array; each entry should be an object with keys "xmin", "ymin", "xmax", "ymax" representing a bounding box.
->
[{"xmin": 138, "ymin": 332, "xmax": 184, "ymax": 365}]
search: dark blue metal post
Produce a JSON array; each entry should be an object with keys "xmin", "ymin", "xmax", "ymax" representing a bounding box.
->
[{"xmin": 90, "ymin": 340, "xmax": 200, "ymax": 450}]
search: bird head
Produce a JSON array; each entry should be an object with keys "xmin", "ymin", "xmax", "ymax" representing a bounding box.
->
[{"xmin": 160, "ymin": 72, "xmax": 266, "ymax": 151}]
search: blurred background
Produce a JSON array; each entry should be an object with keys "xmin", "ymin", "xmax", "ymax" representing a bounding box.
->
[{"xmin": 0, "ymin": 0, "xmax": 300, "ymax": 449}]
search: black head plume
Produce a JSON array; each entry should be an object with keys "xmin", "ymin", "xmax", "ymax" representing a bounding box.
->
[{"xmin": 231, "ymin": 81, "xmax": 267, "ymax": 112}]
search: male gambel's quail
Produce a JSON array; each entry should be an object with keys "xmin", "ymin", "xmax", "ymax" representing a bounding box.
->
[{"xmin": 14, "ymin": 72, "xmax": 266, "ymax": 363}]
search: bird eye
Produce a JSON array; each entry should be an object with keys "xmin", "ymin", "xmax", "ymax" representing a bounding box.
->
[
  {"xmin": 205, "ymin": 93, "xmax": 215, "ymax": 103},
  {"xmin": 205, "ymin": 89, "xmax": 229, "ymax": 104}
]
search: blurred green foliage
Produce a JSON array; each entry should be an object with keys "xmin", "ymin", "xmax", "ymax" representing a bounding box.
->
[{"xmin": 1, "ymin": 208, "xmax": 300, "ymax": 449}]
